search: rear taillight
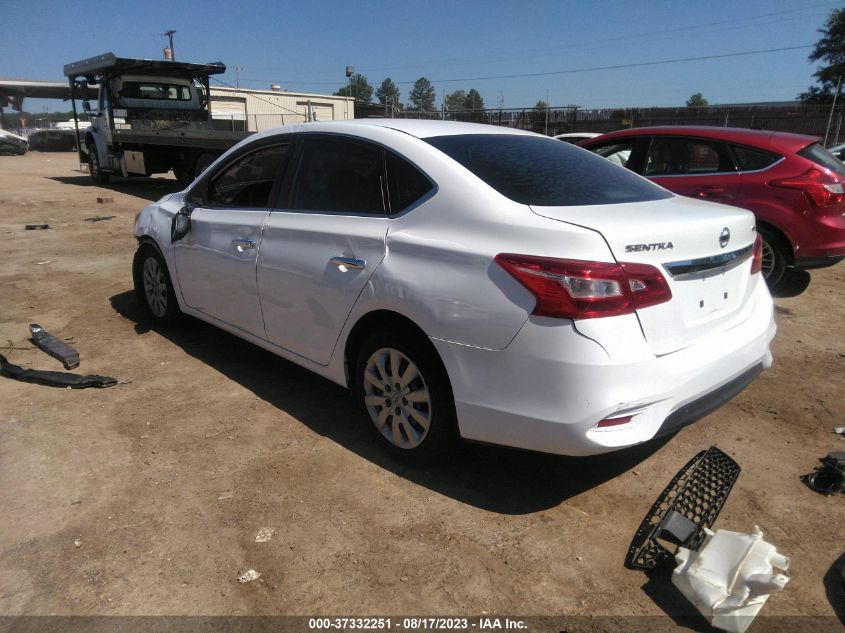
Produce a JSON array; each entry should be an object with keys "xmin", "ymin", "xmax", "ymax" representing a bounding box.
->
[
  {"xmin": 494, "ymin": 254, "xmax": 672, "ymax": 319},
  {"xmin": 769, "ymin": 166, "xmax": 845, "ymax": 207},
  {"xmin": 750, "ymin": 234, "xmax": 763, "ymax": 275}
]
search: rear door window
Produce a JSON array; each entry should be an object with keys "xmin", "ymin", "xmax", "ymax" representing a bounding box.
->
[
  {"xmin": 289, "ymin": 137, "xmax": 386, "ymax": 215},
  {"xmin": 425, "ymin": 134, "xmax": 670, "ymax": 206},
  {"xmin": 591, "ymin": 140, "xmax": 636, "ymax": 168},
  {"xmin": 729, "ymin": 145, "xmax": 782, "ymax": 172},
  {"xmin": 644, "ymin": 137, "xmax": 735, "ymax": 176},
  {"xmin": 798, "ymin": 142, "xmax": 845, "ymax": 176},
  {"xmin": 385, "ymin": 151, "xmax": 433, "ymax": 213}
]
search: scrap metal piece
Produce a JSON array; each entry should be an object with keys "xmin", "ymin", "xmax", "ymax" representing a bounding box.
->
[
  {"xmin": 84, "ymin": 215, "xmax": 116, "ymax": 222},
  {"xmin": 29, "ymin": 323, "xmax": 80, "ymax": 369},
  {"xmin": 801, "ymin": 452, "xmax": 845, "ymax": 495},
  {"xmin": 625, "ymin": 446, "xmax": 741, "ymax": 570},
  {"xmin": 25, "ymin": 224, "xmax": 50, "ymax": 230},
  {"xmin": 0, "ymin": 353, "xmax": 116, "ymax": 389}
]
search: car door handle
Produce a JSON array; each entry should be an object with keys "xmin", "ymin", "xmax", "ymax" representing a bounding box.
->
[
  {"xmin": 329, "ymin": 256, "xmax": 366, "ymax": 270},
  {"xmin": 232, "ymin": 239, "xmax": 256, "ymax": 253},
  {"xmin": 697, "ymin": 186, "xmax": 725, "ymax": 198}
]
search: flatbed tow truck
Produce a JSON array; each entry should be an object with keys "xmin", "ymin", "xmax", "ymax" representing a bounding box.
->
[{"xmin": 64, "ymin": 52, "xmax": 251, "ymax": 184}]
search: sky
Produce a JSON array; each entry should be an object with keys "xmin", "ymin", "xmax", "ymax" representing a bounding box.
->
[{"xmin": 2, "ymin": 0, "xmax": 841, "ymax": 113}]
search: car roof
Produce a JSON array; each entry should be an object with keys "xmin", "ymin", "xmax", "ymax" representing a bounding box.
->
[
  {"xmin": 584, "ymin": 125, "xmax": 818, "ymax": 153},
  {"xmin": 258, "ymin": 118, "xmax": 539, "ymax": 140},
  {"xmin": 553, "ymin": 132, "xmax": 600, "ymax": 139}
]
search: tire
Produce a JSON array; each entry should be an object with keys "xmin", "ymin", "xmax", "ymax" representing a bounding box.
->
[
  {"xmin": 172, "ymin": 164, "xmax": 193, "ymax": 188},
  {"xmin": 132, "ymin": 243, "xmax": 181, "ymax": 325},
  {"xmin": 88, "ymin": 144, "xmax": 110, "ymax": 184},
  {"xmin": 353, "ymin": 328, "xmax": 459, "ymax": 464},
  {"xmin": 758, "ymin": 226, "xmax": 788, "ymax": 289}
]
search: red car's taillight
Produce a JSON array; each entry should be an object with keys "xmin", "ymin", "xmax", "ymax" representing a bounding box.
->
[
  {"xmin": 769, "ymin": 166, "xmax": 845, "ymax": 207},
  {"xmin": 750, "ymin": 234, "xmax": 763, "ymax": 275},
  {"xmin": 494, "ymin": 254, "xmax": 672, "ymax": 319}
]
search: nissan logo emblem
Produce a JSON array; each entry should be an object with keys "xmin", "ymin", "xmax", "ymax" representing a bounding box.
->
[{"xmin": 719, "ymin": 227, "xmax": 730, "ymax": 248}]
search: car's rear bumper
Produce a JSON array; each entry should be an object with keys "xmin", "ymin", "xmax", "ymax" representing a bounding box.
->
[{"xmin": 432, "ymin": 281, "xmax": 775, "ymax": 456}]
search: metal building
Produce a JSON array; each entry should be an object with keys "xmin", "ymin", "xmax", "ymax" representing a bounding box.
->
[{"xmin": 209, "ymin": 86, "xmax": 355, "ymax": 132}]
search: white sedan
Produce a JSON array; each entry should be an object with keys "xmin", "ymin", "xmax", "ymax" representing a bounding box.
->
[{"xmin": 133, "ymin": 120, "xmax": 775, "ymax": 463}]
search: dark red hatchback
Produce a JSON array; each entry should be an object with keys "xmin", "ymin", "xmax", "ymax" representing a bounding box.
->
[{"xmin": 580, "ymin": 126, "xmax": 845, "ymax": 287}]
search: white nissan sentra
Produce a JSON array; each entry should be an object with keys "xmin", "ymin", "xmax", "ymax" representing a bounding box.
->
[{"xmin": 132, "ymin": 120, "xmax": 776, "ymax": 463}]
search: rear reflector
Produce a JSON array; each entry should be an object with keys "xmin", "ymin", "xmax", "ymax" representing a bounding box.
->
[
  {"xmin": 750, "ymin": 234, "xmax": 763, "ymax": 275},
  {"xmin": 770, "ymin": 166, "xmax": 845, "ymax": 207},
  {"xmin": 597, "ymin": 415, "xmax": 633, "ymax": 428},
  {"xmin": 495, "ymin": 254, "xmax": 672, "ymax": 319}
]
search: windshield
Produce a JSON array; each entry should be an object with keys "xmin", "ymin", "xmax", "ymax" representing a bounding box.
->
[{"xmin": 425, "ymin": 134, "xmax": 671, "ymax": 206}]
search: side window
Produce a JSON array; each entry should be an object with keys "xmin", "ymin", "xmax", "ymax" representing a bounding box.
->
[
  {"xmin": 591, "ymin": 141, "xmax": 635, "ymax": 169},
  {"xmin": 289, "ymin": 138, "xmax": 385, "ymax": 214},
  {"xmin": 386, "ymin": 151, "xmax": 433, "ymax": 213},
  {"xmin": 208, "ymin": 144, "xmax": 291, "ymax": 208},
  {"xmin": 645, "ymin": 138, "xmax": 734, "ymax": 176},
  {"xmin": 730, "ymin": 145, "xmax": 781, "ymax": 172}
]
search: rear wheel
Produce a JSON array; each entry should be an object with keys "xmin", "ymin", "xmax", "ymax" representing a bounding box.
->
[
  {"xmin": 88, "ymin": 144, "xmax": 110, "ymax": 184},
  {"xmin": 132, "ymin": 244, "xmax": 181, "ymax": 324},
  {"xmin": 758, "ymin": 226, "xmax": 788, "ymax": 289},
  {"xmin": 193, "ymin": 153, "xmax": 216, "ymax": 179},
  {"xmin": 353, "ymin": 329, "xmax": 459, "ymax": 464}
]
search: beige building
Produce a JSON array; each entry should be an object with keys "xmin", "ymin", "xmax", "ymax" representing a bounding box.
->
[{"xmin": 209, "ymin": 86, "xmax": 355, "ymax": 132}]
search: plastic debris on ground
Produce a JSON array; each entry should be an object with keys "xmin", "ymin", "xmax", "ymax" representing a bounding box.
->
[
  {"xmin": 29, "ymin": 323, "xmax": 80, "ymax": 369},
  {"xmin": 673, "ymin": 525, "xmax": 789, "ymax": 633},
  {"xmin": 254, "ymin": 527, "xmax": 275, "ymax": 543},
  {"xmin": 237, "ymin": 569, "xmax": 260, "ymax": 583},
  {"xmin": 85, "ymin": 215, "xmax": 116, "ymax": 222},
  {"xmin": 217, "ymin": 491, "xmax": 234, "ymax": 501},
  {"xmin": 24, "ymin": 224, "xmax": 50, "ymax": 230},
  {"xmin": 0, "ymin": 353, "xmax": 117, "ymax": 389},
  {"xmin": 834, "ymin": 426, "xmax": 845, "ymax": 439},
  {"xmin": 801, "ymin": 452, "xmax": 845, "ymax": 495}
]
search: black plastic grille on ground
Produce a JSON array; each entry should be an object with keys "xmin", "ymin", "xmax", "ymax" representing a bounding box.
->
[{"xmin": 625, "ymin": 446, "xmax": 741, "ymax": 570}]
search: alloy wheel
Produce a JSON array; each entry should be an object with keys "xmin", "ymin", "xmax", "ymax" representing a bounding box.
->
[
  {"xmin": 142, "ymin": 257, "xmax": 168, "ymax": 318},
  {"xmin": 363, "ymin": 347, "xmax": 432, "ymax": 449},
  {"xmin": 761, "ymin": 239, "xmax": 776, "ymax": 280}
]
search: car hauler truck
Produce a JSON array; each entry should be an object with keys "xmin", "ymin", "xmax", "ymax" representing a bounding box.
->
[{"xmin": 63, "ymin": 53, "xmax": 354, "ymax": 185}]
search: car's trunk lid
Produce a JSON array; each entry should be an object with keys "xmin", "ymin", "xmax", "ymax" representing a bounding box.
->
[{"xmin": 530, "ymin": 197, "xmax": 759, "ymax": 355}]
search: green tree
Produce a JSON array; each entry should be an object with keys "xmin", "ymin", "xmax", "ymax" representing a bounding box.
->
[
  {"xmin": 800, "ymin": 8, "xmax": 845, "ymax": 103},
  {"xmin": 444, "ymin": 90, "xmax": 467, "ymax": 111},
  {"xmin": 335, "ymin": 74, "xmax": 373, "ymax": 103},
  {"xmin": 463, "ymin": 89, "xmax": 484, "ymax": 110},
  {"xmin": 534, "ymin": 100, "xmax": 549, "ymax": 111},
  {"xmin": 376, "ymin": 78, "xmax": 401, "ymax": 109},
  {"xmin": 409, "ymin": 77, "xmax": 436, "ymax": 111},
  {"xmin": 685, "ymin": 93, "xmax": 709, "ymax": 107}
]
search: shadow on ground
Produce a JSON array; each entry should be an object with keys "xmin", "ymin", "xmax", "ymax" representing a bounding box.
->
[
  {"xmin": 824, "ymin": 552, "xmax": 845, "ymax": 627},
  {"xmin": 109, "ymin": 289, "xmax": 670, "ymax": 515},
  {"xmin": 48, "ymin": 175, "xmax": 182, "ymax": 202}
]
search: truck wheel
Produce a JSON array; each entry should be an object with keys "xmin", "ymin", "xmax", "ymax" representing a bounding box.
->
[
  {"xmin": 88, "ymin": 145, "xmax": 110, "ymax": 184},
  {"xmin": 172, "ymin": 165, "xmax": 193, "ymax": 188}
]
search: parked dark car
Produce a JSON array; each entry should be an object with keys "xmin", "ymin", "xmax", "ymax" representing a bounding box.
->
[
  {"xmin": 581, "ymin": 127, "xmax": 845, "ymax": 287},
  {"xmin": 27, "ymin": 128, "xmax": 78, "ymax": 152}
]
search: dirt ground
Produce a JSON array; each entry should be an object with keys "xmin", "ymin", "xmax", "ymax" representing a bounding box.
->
[{"xmin": 0, "ymin": 151, "xmax": 843, "ymax": 629}]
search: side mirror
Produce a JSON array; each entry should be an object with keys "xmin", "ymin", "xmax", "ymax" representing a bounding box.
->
[{"xmin": 170, "ymin": 204, "xmax": 195, "ymax": 243}]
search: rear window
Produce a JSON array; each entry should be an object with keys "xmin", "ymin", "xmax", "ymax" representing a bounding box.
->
[
  {"xmin": 425, "ymin": 134, "xmax": 671, "ymax": 206},
  {"xmin": 121, "ymin": 82, "xmax": 191, "ymax": 101},
  {"xmin": 730, "ymin": 145, "xmax": 781, "ymax": 171},
  {"xmin": 798, "ymin": 143, "xmax": 845, "ymax": 176}
]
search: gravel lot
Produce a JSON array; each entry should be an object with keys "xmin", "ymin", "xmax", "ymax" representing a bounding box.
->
[{"xmin": 0, "ymin": 152, "xmax": 843, "ymax": 629}]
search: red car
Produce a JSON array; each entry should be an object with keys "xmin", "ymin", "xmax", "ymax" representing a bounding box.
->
[{"xmin": 580, "ymin": 126, "xmax": 845, "ymax": 287}]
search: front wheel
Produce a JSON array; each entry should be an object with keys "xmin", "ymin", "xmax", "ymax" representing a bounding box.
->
[
  {"xmin": 132, "ymin": 244, "xmax": 181, "ymax": 325},
  {"xmin": 353, "ymin": 329, "xmax": 459, "ymax": 464},
  {"xmin": 88, "ymin": 144, "xmax": 110, "ymax": 184}
]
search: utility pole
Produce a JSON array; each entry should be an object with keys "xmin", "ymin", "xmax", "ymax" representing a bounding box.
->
[
  {"xmin": 345, "ymin": 66, "xmax": 354, "ymax": 100},
  {"xmin": 234, "ymin": 65, "xmax": 242, "ymax": 88},
  {"xmin": 824, "ymin": 75, "xmax": 842, "ymax": 146},
  {"xmin": 163, "ymin": 30, "xmax": 176, "ymax": 61}
]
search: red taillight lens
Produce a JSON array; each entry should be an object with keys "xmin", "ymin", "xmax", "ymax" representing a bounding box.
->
[
  {"xmin": 769, "ymin": 167, "xmax": 845, "ymax": 207},
  {"xmin": 750, "ymin": 234, "xmax": 763, "ymax": 275},
  {"xmin": 596, "ymin": 415, "xmax": 633, "ymax": 428},
  {"xmin": 494, "ymin": 254, "xmax": 672, "ymax": 319}
]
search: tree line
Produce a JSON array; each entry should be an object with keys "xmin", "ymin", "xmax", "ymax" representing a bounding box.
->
[{"xmin": 336, "ymin": 75, "xmax": 488, "ymax": 112}]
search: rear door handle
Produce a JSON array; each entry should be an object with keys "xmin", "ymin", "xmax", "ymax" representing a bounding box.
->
[
  {"xmin": 232, "ymin": 239, "xmax": 256, "ymax": 253},
  {"xmin": 329, "ymin": 256, "xmax": 366, "ymax": 270},
  {"xmin": 697, "ymin": 186, "xmax": 725, "ymax": 198}
]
